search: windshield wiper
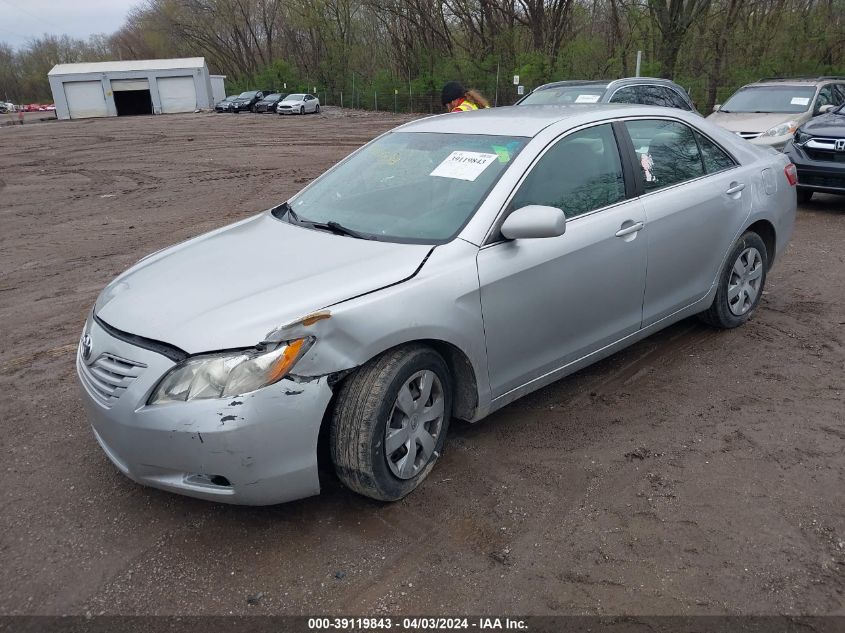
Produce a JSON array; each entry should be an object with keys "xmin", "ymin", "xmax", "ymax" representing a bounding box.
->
[
  {"xmin": 322, "ymin": 220, "xmax": 372, "ymax": 239},
  {"xmin": 281, "ymin": 204, "xmax": 372, "ymax": 239}
]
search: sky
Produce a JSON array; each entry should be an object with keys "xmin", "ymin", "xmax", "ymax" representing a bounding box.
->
[{"xmin": 0, "ymin": 0, "xmax": 138, "ymax": 49}]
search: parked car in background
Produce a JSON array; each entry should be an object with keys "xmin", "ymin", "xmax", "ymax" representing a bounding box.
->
[
  {"xmin": 254, "ymin": 93, "xmax": 286, "ymax": 113},
  {"xmin": 277, "ymin": 93, "xmax": 320, "ymax": 115},
  {"xmin": 785, "ymin": 102, "xmax": 845, "ymax": 202},
  {"xmin": 707, "ymin": 77, "xmax": 845, "ymax": 150},
  {"xmin": 517, "ymin": 77, "xmax": 699, "ymax": 114},
  {"xmin": 230, "ymin": 90, "xmax": 272, "ymax": 113},
  {"xmin": 0, "ymin": 102, "xmax": 16, "ymax": 113},
  {"xmin": 77, "ymin": 104, "xmax": 795, "ymax": 506},
  {"xmin": 214, "ymin": 95, "xmax": 238, "ymax": 112}
]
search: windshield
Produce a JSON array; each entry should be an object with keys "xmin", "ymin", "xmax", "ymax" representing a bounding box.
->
[
  {"xmin": 286, "ymin": 94, "xmax": 305, "ymax": 101},
  {"xmin": 225, "ymin": 95, "xmax": 237, "ymax": 100},
  {"xmin": 288, "ymin": 132, "xmax": 527, "ymax": 243},
  {"xmin": 720, "ymin": 86, "xmax": 816, "ymax": 113},
  {"xmin": 238, "ymin": 91, "xmax": 257, "ymax": 98},
  {"xmin": 264, "ymin": 93, "xmax": 281, "ymax": 101},
  {"xmin": 520, "ymin": 85, "xmax": 608, "ymax": 105}
]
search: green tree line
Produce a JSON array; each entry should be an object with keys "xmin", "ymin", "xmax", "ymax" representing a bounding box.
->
[{"xmin": 2, "ymin": 0, "xmax": 843, "ymax": 112}]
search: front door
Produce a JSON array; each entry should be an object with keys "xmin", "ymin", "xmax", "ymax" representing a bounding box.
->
[{"xmin": 477, "ymin": 123, "xmax": 648, "ymax": 399}]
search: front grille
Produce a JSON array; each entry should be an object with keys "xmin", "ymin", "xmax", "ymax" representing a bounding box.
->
[
  {"xmin": 738, "ymin": 131, "xmax": 762, "ymax": 140},
  {"xmin": 805, "ymin": 149, "xmax": 845, "ymax": 163},
  {"xmin": 803, "ymin": 138, "xmax": 845, "ymax": 163},
  {"xmin": 78, "ymin": 351, "xmax": 146, "ymax": 408},
  {"xmin": 799, "ymin": 173, "xmax": 845, "ymax": 189}
]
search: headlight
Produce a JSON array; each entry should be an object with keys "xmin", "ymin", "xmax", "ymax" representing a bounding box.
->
[
  {"xmin": 762, "ymin": 121, "xmax": 798, "ymax": 137},
  {"xmin": 148, "ymin": 338, "xmax": 310, "ymax": 405}
]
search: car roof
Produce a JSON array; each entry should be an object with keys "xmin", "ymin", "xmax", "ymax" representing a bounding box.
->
[
  {"xmin": 534, "ymin": 76, "xmax": 686, "ymax": 92},
  {"xmin": 747, "ymin": 76, "xmax": 845, "ymax": 87},
  {"xmin": 397, "ymin": 103, "xmax": 684, "ymax": 137}
]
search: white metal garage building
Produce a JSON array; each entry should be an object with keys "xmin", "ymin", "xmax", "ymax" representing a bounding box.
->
[{"xmin": 48, "ymin": 58, "xmax": 216, "ymax": 120}]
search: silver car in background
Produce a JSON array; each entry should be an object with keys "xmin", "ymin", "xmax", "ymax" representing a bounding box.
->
[{"xmin": 77, "ymin": 104, "xmax": 796, "ymax": 505}]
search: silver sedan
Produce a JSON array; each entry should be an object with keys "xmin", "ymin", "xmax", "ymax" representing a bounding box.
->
[{"xmin": 77, "ymin": 104, "xmax": 796, "ymax": 505}]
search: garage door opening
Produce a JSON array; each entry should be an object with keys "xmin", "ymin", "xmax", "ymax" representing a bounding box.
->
[{"xmin": 114, "ymin": 89, "xmax": 152, "ymax": 116}]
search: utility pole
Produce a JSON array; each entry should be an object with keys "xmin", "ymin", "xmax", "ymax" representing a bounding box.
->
[
  {"xmin": 635, "ymin": 51, "xmax": 642, "ymax": 77},
  {"xmin": 495, "ymin": 61, "xmax": 500, "ymax": 107}
]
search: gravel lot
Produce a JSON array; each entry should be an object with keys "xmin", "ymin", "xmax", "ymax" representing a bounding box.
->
[{"xmin": 0, "ymin": 108, "xmax": 843, "ymax": 616}]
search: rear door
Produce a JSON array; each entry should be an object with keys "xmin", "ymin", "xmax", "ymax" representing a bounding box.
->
[
  {"xmin": 621, "ymin": 118, "xmax": 751, "ymax": 326},
  {"xmin": 477, "ymin": 123, "xmax": 647, "ymax": 398}
]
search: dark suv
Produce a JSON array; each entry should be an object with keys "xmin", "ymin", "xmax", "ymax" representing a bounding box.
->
[
  {"xmin": 517, "ymin": 77, "xmax": 699, "ymax": 114},
  {"xmin": 230, "ymin": 90, "xmax": 273, "ymax": 113},
  {"xmin": 785, "ymin": 102, "xmax": 845, "ymax": 202}
]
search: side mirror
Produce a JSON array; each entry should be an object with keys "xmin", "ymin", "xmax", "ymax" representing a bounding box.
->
[
  {"xmin": 500, "ymin": 205, "xmax": 566, "ymax": 240},
  {"xmin": 819, "ymin": 104, "xmax": 835, "ymax": 114},
  {"xmin": 712, "ymin": 103, "xmax": 721, "ymax": 112}
]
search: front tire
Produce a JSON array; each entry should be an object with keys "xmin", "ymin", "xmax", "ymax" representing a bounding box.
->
[
  {"xmin": 330, "ymin": 345, "xmax": 452, "ymax": 501},
  {"xmin": 299, "ymin": 105, "xmax": 305, "ymax": 115},
  {"xmin": 699, "ymin": 231, "xmax": 768, "ymax": 329}
]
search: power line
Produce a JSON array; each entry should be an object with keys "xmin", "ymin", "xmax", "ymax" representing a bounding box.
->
[{"xmin": 0, "ymin": 0, "xmax": 65, "ymax": 31}]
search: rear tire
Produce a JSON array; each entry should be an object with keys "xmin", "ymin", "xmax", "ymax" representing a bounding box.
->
[
  {"xmin": 699, "ymin": 231, "xmax": 768, "ymax": 329},
  {"xmin": 330, "ymin": 345, "xmax": 452, "ymax": 501},
  {"xmin": 797, "ymin": 188, "xmax": 813, "ymax": 204},
  {"xmin": 315, "ymin": 104, "xmax": 321, "ymax": 114}
]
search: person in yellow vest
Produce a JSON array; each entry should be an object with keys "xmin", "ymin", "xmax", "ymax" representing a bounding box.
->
[{"xmin": 441, "ymin": 81, "xmax": 490, "ymax": 112}]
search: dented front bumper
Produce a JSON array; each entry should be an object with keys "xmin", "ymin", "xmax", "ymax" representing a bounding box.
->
[{"xmin": 76, "ymin": 316, "xmax": 333, "ymax": 505}]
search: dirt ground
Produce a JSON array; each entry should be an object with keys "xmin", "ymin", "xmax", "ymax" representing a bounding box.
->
[{"xmin": 0, "ymin": 108, "xmax": 843, "ymax": 617}]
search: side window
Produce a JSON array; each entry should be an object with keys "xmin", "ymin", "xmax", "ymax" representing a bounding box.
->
[
  {"xmin": 665, "ymin": 88, "xmax": 692, "ymax": 110},
  {"xmin": 833, "ymin": 84, "xmax": 845, "ymax": 105},
  {"xmin": 815, "ymin": 85, "xmax": 834, "ymax": 112},
  {"xmin": 511, "ymin": 124, "xmax": 626, "ymax": 219},
  {"xmin": 609, "ymin": 86, "xmax": 644, "ymax": 105},
  {"xmin": 641, "ymin": 86, "xmax": 672, "ymax": 107},
  {"xmin": 624, "ymin": 120, "xmax": 705, "ymax": 191},
  {"xmin": 694, "ymin": 131, "xmax": 736, "ymax": 174}
]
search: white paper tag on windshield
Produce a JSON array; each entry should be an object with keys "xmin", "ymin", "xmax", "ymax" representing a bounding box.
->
[
  {"xmin": 575, "ymin": 94, "xmax": 601, "ymax": 103},
  {"xmin": 791, "ymin": 97, "xmax": 810, "ymax": 106},
  {"xmin": 430, "ymin": 151, "xmax": 499, "ymax": 181}
]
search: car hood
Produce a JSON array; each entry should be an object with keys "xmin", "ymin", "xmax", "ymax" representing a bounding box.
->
[
  {"xmin": 706, "ymin": 111, "xmax": 804, "ymax": 133},
  {"xmin": 798, "ymin": 112, "xmax": 845, "ymax": 137},
  {"xmin": 280, "ymin": 100, "xmax": 304, "ymax": 105},
  {"xmin": 96, "ymin": 212, "xmax": 433, "ymax": 354}
]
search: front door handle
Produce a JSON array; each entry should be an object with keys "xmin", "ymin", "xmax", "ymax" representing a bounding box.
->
[
  {"xmin": 725, "ymin": 182, "xmax": 746, "ymax": 195},
  {"xmin": 615, "ymin": 221, "xmax": 644, "ymax": 237}
]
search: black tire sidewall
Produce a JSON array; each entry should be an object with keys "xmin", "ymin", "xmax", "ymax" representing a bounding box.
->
[{"xmin": 368, "ymin": 350, "xmax": 452, "ymax": 500}]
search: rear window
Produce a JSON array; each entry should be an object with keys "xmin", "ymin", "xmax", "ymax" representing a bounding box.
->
[
  {"xmin": 720, "ymin": 86, "xmax": 816, "ymax": 114},
  {"xmin": 519, "ymin": 85, "xmax": 607, "ymax": 105}
]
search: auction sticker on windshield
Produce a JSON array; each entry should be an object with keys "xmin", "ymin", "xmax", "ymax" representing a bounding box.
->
[
  {"xmin": 575, "ymin": 94, "xmax": 601, "ymax": 103},
  {"xmin": 791, "ymin": 97, "xmax": 810, "ymax": 106},
  {"xmin": 430, "ymin": 151, "xmax": 499, "ymax": 181}
]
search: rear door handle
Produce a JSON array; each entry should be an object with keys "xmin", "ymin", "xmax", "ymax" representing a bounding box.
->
[
  {"xmin": 615, "ymin": 221, "xmax": 644, "ymax": 237},
  {"xmin": 725, "ymin": 183, "xmax": 746, "ymax": 195}
]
